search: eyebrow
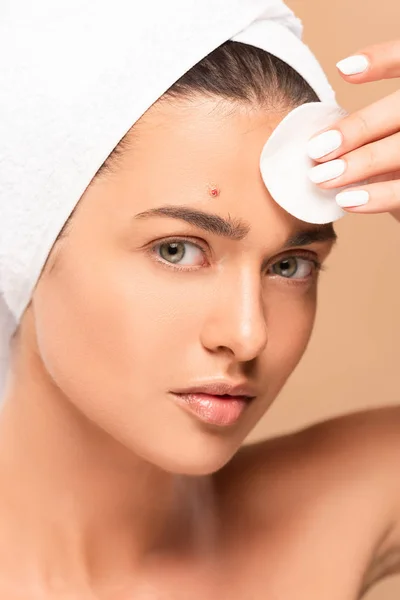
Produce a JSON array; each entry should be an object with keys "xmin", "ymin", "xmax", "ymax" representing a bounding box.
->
[
  {"xmin": 134, "ymin": 205, "xmax": 337, "ymax": 248},
  {"xmin": 135, "ymin": 205, "xmax": 249, "ymax": 240}
]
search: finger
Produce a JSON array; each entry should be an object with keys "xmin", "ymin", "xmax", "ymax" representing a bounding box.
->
[
  {"xmin": 335, "ymin": 180, "xmax": 400, "ymax": 214},
  {"xmin": 307, "ymin": 89, "xmax": 400, "ymax": 163},
  {"xmin": 308, "ymin": 131, "xmax": 400, "ymax": 189},
  {"xmin": 336, "ymin": 39, "xmax": 400, "ymax": 82}
]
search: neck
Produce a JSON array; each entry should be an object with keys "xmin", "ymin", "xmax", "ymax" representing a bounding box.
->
[{"xmin": 0, "ymin": 367, "xmax": 220, "ymax": 594}]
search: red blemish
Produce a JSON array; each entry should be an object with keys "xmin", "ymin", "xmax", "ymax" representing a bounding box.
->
[{"xmin": 209, "ymin": 186, "xmax": 220, "ymax": 198}]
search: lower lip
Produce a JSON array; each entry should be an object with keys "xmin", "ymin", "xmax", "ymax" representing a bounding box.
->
[{"xmin": 171, "ymin": 393, "xmax": 252, "ymax": 427}]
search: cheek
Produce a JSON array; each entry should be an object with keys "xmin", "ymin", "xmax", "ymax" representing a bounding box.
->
[
  {"xmin": 264, "ymin": 285, "xmax": 317, "ymax": 392},
  {"xmin": 32, "ymin": 254, "xmax": 203, "ymax": 403}
]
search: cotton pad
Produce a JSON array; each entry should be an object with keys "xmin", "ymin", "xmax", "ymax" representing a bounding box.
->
[{"xmin": 260, "ymin": 102, "xmax": 348, "ymax": 224}]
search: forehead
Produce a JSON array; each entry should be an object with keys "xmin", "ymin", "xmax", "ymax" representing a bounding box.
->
[
  {"xmin": 130, "ymin": 96, "xmax": 286, "ymax": 183},
  {"xmin": 85, "ymin": 97, "xmax": 319, "ymax": 247},
  {"xmin": 117, "ymin": 97, "xmax": 287, "ymax": 202}
]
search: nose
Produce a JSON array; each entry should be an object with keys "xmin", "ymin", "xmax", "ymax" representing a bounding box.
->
[{"xmin": 200, "ymin": 270, "xmax": 269, "ymax": 362}]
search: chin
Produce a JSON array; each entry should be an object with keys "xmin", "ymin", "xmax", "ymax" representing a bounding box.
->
[
  {"xmin": 137, "ymin": 430, "xmax": 245, "ymax": 477},
  {"xmin": 157, "ymin": 455, "xmax": 236, "ymax": 477}
]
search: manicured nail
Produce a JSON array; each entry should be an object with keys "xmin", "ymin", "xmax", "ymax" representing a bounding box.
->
[
  {"xmin": 336, "ymin": 55, "xmax": 369, "ymax": 75},
  {"xmin": 336, "ymin": 190, "xmax": 370, "ymax": 207},
  {"xmin": 308, "ymin": 159, "xmax": 346, "ymax": 184},
  {"xmin": 307, "ymin": 130, "xmax": 343, "ymax": 160}
]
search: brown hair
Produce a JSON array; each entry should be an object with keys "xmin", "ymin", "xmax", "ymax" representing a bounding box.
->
[{"xmin": 56, "ymin": 41, "xmax": 319, "ymax": 241}]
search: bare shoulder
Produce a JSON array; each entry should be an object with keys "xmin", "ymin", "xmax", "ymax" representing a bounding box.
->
[
  {"xmin": 219, "ymin": 405, "xmax": 400, "ymax": 502},
  {"xmin": 216, "ymin": 405, "xmax": 400, "ymax": 589}
]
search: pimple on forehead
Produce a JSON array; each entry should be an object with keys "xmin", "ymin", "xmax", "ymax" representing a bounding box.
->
[{"xmin": 208, "ymin": 185, "xmax": 221, "ymax": 198}]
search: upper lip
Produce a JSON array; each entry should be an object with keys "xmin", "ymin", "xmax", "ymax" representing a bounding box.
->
[{"xmin": 171, "ymin": 381, "xmax": 257, "ymax": 399}]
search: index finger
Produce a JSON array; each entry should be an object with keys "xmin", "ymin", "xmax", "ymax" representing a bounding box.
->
[{"xmin": 336, "ymin": 39, "xmax": 400, "ymax": 82}]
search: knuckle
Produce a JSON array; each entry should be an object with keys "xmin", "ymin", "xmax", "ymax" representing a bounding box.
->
[
  {"xmin": 364, "ymin": 143, "xmax": 379, "ymax": 172},
  {"xmin": 353, "ymin": 112, "xmax": 371, "ymax": 138}
]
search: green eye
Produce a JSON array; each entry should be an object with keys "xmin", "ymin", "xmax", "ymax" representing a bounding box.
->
[
  {"xmin": 271, "ymin": 257, "xmax": 315, "ymax": 279},
  {"xmin": 159, "ymin": 242, "xmax": 186, "ymax": 264},
  {"xmin": 155, "ymin": 239, "xmax": 206, "ymax": 267}
]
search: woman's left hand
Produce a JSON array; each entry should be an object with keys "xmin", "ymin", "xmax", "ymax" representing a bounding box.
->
[{"xmin": 307, "ymin": 40, "xmax": 400, "ymax": 223}]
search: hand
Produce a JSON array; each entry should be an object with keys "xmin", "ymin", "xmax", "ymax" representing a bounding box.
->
[{"xmin": 307, "ymin": 40, "xmax": 400, "ymax": 223}]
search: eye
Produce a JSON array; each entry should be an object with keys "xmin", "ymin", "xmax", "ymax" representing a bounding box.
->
[
  {"xmin": 154, "ymin": 239, "xmax": 206, "ymax": 267},
  {"xmin": 269, "ymin": 256, "xmax": 317, "ymax": 279}
]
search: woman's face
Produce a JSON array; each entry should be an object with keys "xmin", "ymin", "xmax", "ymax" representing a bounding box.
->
[{"xmin": 30, "ymin": 97, "xmax": 336, "ymax": 475}]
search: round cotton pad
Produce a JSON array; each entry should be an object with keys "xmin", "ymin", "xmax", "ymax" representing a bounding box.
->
[{"xmin": 260, "ymin": 102, "xmax": 348, "ymax": 224}]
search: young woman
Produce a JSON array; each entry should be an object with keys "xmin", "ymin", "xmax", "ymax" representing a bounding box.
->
[{"xmin": 1, "ymin": 11, "xmax": 400, "ymax": 600}]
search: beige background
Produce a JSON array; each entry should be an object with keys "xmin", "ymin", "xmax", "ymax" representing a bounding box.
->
[{"xmin": 245, "ymin": 1, "xmax": 400, "ymax": 598}]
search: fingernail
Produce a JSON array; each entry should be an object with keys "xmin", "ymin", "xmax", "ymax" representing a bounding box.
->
[
  {"xmin": 307, "ymin": 130, "xmax": 343, "ymax": 160},
  {"xmin": 308, "ymin": 159, "xmax": 346, "ymax": 184},
  {"xmin": 336, "ymin": 190, "xmax": 370, "ymax": 207},
  {"xmin": 336, "ymin": 55, "xmax": 369, "ymax": 75}
]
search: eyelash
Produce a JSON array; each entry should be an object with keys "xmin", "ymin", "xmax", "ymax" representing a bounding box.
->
[{"xmin": 146, "ymin": 236, "xmax": 323, "ymax": 280}]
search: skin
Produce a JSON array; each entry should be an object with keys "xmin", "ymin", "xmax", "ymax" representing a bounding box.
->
[{"xmin": 1, "ymin": 39, "xmax": 400, "ymax": 599}]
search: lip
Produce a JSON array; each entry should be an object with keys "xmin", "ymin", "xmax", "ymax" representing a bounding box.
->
[
  {"xmin": 170, "ymin": 380, "xmax": 257, "ymax": 427},
  {"xmin": 171, "ymin": 381, "xmax": 257, "ymax": 399}
]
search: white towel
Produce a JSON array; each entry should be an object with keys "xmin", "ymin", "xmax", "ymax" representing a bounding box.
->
[{"xmin": 0, "ymin": 0, "xmax": 337, "ymax": 399}]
